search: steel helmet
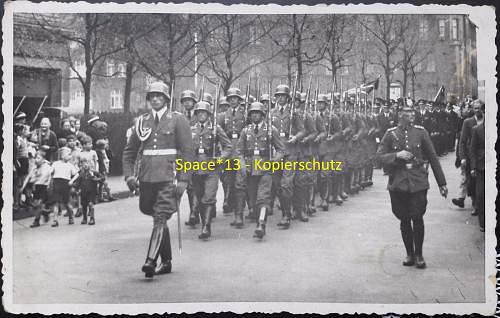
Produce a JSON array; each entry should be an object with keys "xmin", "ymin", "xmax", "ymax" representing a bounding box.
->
[
  {"xmin": 240, "ymin": 94, "xmax": 255, "ymax": 105},
  {"xmin": 147, "ymin": 81, "xmax": 171, "ymax": 101},
  {"xmin": 248, "ymin": 102, "xmax": 266, "ymax": 115},
  {"xmin": 202, "ymin": 92, "xmax": 213, "ymax": 105},
  {"xmin": 194, "ymin": 101, "xmax": 212, "ymax": 115},
  {"xmin": 317, "ymin": 94, "xmax": 328, "ymax": 103},
  {"xmin": 274, "ymin": 84, "xmax": 290, "ymax": 97},
  {"xmin": 259, "ymin": 93, "xmax": 270, "ymax": 102},
  {"xmin": 227, "ymin": 87, "xmax": 243, "ymax": 100},
  {"xmin": 180, "ymin": 90, "xmax": 197, "ymax": 102},
  {"xmin": 219, "ymin": 96, "xmax": 229, "ymax": 106}
]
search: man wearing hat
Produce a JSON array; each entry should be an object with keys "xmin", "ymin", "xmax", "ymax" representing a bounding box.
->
[
  {"xmin": 122, "ymin": 81, "xmax": 194, "ymax": 278},
  {"xmin": 218, "ymin": 96, "xmax": 230, "ymax": 113},
  {"xmin": 15, "ymin": 112, "xmax": 27, "ymax": 125},
  {"xmin": 270, "ymin": 84, "xmax": 305, "ymax": 229},
  {"xmin": 217, "ymin": 87, "xmax": 247, "ymax": 227},
  {"xmin": 234, "ymin": 101, "xmax": 285, "ymax": 239},
  {"xmin": 180, "ymin": 90, "xmax": 198, "ymax": 126},
  {"xmin": 377, "ymin": 106, "xmax": 447, "ymax": 269},
  {"xmin": 190, "ymin": 101, "xmax": 232, "ymax": 240}
]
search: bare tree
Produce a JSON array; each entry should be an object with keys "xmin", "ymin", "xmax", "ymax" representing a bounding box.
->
[{"xmin": 356, "ymin": 15, "xmax": 408, "ymax": 100}]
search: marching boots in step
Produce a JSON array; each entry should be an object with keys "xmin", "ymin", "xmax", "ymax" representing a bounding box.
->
[
  {"xmin": 199, "ymin": 204, "xmax": 213, "ymax": 240},
  {"xmin": 230, "ymin": 191, "xmax": 245, "ymax": 228},
  {"xmin": 326, "ymin": 176, "xmax": 335, "ymax": 204},
  {"xmin": 340, "ymin": 172, "xmax": 349, "ymax": 200},
  {"xmin": 309, "ymin": 183, "xmax": 317, "ymax": 215},
  {"xmin": 254, "ymin": 206, "xmax": 267, "ymax": 239},
  {"xmin": 318, "ymin": 175, "xmax": 329, "ymax": 211},
  {"xmin": 333, "ymin": 175, "xmax": 343, "ymax": 206},
  {"xmin": 142, "ymin": 224, "xmax": 165, "ymax": 278},
  {"xmin": 295, "ymin": 189, "xmax": 309, "ymax": 222},
  {"xmin": 155, "ymin": 226, "xmax": 172, "ymax": 275}
]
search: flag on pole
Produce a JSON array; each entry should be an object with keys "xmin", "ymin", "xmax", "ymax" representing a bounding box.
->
[
  {"xmin": 361, "ymin": 75, "xmax": 380, "ymax": 94},
  {"xmin": 433, "ymin": 85, "xmax": 446, "ymax": 104}
]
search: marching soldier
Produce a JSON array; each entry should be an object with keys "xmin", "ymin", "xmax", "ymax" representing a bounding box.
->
[
  {"xmin": 190, "ymin": 101, "xmax": 233, "ymax": 240},
  {"xmin": 295, "ymin": 92, "xmax": 318, "ymax": 219},
  {"xmin": 122, "ymin": 81, "xmax": 194, "ymax": 278},
  {"xmin": 180, "ymin": 90, "xmax": 201, "ymax": 228},
  {"xmin": 217, "ymin": 87, "xmax": 246, "ymax": 227},
  {"xmin": 219, "ymin": 96, "xmax": 230, "ymax": 113},
  {"xmin": 376, "ymin": 106, "xmax": 447, "ymax": 269},
  {"xmin": 270, "ymin": 84, "xmax": 305, "ymax": 229},
  {"xmin": 235, "ymin": 102, "xmax": 285, "ymax": 239},
  {"xmin": 363, "ymin": 105, "xmax": 379, "ymax": 187}
]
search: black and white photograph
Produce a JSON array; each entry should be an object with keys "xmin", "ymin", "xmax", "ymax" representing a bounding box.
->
[{"xmin": 1, "ymin": 1, "xmax": 497, "ymax": 315}]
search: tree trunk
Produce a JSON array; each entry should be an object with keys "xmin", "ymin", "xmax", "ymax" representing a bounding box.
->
[
  {"xmin": 83, "ymin": 14, "xmax": 93, "ymax": 116},
  {"xmin": 123, "ymin": 62, "xmax": 134, "ymax": 113},
  {"xmin": 385, "ymin": 55, "xmax": 391, "ymax": 100}
]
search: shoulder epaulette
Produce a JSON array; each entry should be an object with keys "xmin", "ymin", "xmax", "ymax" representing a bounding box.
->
[
  {"xmin": 387, "ymin": 127, "xmax": 397, "ymax": 131},
  {"xmin": 414, "ymin": 125, "xmax": 424, "ymax": 129},
  {"xmin": 141, "ymin": 113, "xmax": 151, "ymax": 120}
]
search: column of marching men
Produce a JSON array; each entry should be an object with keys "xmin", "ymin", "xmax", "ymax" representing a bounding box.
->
[{"xmin": 172, "ymin": 83, "xmax": 385, "ymax": 241}]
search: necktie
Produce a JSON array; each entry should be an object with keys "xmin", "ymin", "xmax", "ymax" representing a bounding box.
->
[
  {"xmin": 232, "ymin": 108, "xmax": 236, "ymax": 117},
  {"xmin": 254, "ymin": 124, "xmax": 259, "ymax": 135},
  {"xmin": 155, "ymin": 114, "xmax": 159, "ymax": 126},
  {"xmin": 187, "ymin": 112, "xmax": 191, "ymax": 121},
  {"xmin": 200, "ymin": 123, "xmax": 205, "ymax": 131},
  {"xmin": 280, "ymin": 107, "xmax": 284, "ymax": 115}
]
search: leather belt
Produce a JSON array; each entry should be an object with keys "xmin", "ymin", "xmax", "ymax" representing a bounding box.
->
[{"xmin": 143, "ymin": 149, "xmax": 177, "ymax": 156}]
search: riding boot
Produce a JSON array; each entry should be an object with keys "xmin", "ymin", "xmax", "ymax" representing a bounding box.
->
[
  {"xmin": 142, "ymin": 224, "xmax": 164, "ymax": 277},
  {"xmin": 344, "ymin": 170, "xmax": 352, "ymax": 196},
  {"xmin": 199, "ymin": 204, "xmax": 212, "ymax": 240},
  {"xmin": 155, "ymin": 226, "xmax": 172, "ymax": 275},
  {"xmin": 254, "ymin": 206, "xmax": 267, "ymax": 239},
  {"xmin": 332, "ymin": 175, "xmax": 343, "ymax": 205},
  {"xmin": 185, "ymin": 191, "xmax": 199, "ymax": 227},
  {"xmin": 400, "ymin": 219, "xmax": 415, "ymax": 266},
  {"xmin": 413, "ymin": 218, "xmax": 426, "ymax": 268}
]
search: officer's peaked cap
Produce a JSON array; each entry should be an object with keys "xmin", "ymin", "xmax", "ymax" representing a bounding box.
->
[{"xmin": 15, "ymin": 112, "xmax": 27, "ymax": 120}]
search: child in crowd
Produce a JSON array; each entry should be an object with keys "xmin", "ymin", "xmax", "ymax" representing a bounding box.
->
[
  {"xmin": 14, "ymin": 124, "xmax": 30, "ymax": 208},
  {"xmin": 67, "ymin": 134, "xmax": 82, "ymax": 216},
  {"xmin": 50, "ymin": 147, "xmax": 79, "ymax": 227},
  {"xmin": 78, "ymin": 135, "xmax": 98, "ymax": 171},
  {"xmin": 69, "ymin": 158, "xmax": 104, "ymax": 225},
  {"xmin": 95, "ymin": 139, "xmax": 113, "ymax": 202},
  {"xmin": 28, "ymin": 151, "xmax": 52, "ymax": 228}
]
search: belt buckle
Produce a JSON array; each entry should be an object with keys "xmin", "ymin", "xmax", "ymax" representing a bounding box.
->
[
  {"xmin": 198, "ymin": 148, "xmax": 205, "ymax": 154},
  {"xmin": 405, "ymin": 163, "xmax": 413, "ymax": 169},
  {"xmin": 254, "ymin": 149, "xmax": 260, "ymax": 156},
  {"xmin": 232, "ymin": 133, "xmax": 238, "ymax": 139},
  {"xmin": 279, "ymin": 132, "xmax": 285, "ymax": 137}
]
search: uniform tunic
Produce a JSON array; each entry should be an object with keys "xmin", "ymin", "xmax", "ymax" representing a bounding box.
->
[
  {"xmin": 122, "ymin": 109, "xmax": 194, "ymax": 224},
  {"xmin": 190, "ymin": 121, "xmax": 232, "ymax": 205},
  {"xmin": 235, "ymin": 122, "xmax": 285, "ymax": 211},
  {"xmin": 377, "ymin": 124, "xmax": 446, "ymax": 219}
]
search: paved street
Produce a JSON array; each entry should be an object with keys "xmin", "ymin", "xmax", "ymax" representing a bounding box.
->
[{"xmin": 12, "ymin": 153, "xmax": 485, "ymax": 304}]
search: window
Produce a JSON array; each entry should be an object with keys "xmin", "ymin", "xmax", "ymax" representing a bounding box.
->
[
  {"xmin": 110, "ymin": 90, "xmax": 123, "ymax": 109},
  {"xmin": 70, "ymin": 60, "xmax": 86, "ymax": 78},
  {"xmin": 70, "ymin": 90, "xmax": 84, "ymax": 108},
  {"xmin": 451, "ymin": 19, "xmax": 458, "ymax": 40},
  {"xmin": 117, "ymin": 63, "xmax": 126, "ymax": 78},
  {"xmin": 419, "ymin": 19, "xmax": 428, "ymax": 40},
  {"xmin": 438, "ymin": 19, "xmax": 446, "ymax": 39},
  {"xmin": 426, "ymin": 58, "xmax": 436, "ymax": 72},
  {"xmin": 106, "ymin": 60, "xmax": 115, "ymax": 77}
]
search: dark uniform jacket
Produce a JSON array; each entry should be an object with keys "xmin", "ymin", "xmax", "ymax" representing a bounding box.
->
[
  {"xmin": 183, "ymin": 109, "xmax": 198, "ymax": 127},
  {"xmin": 377, "ymin": 112, "xmax": 395, "ymax": 136},
  {"xmin": 377, "ymin": 124, "xmax": 446, "ymax": 193},
  {"xmin": 270, "ymin": 104, "xmax": 305, "ymax": 156},
  {"xmin": 459, "ymin": 116, "xmax": 478, "ymax": 161},
  {"xmin": 315, "ymin": 111, "xmax": 329, "ymax": 156},
  {"xmin": 122, "ymin": 109, "xmax": 194, "ymax": 183},
  {"xmin": 191, "ymin": 121, "xmax": 232, "ymax": 175},
  {"xmin": 470, "ymin": 122, "xmax": 485, "ymax": 172},
  {"xmin": 217, "ymin": 106, "xmax": 246, "ymax": 158},
  {"xmin": 298, "ymin": 111, "xmax": 318, "ymax": 158},
  {"xmin": 236, "ymin": 122, "xmax": 286, "ymax": 176}
]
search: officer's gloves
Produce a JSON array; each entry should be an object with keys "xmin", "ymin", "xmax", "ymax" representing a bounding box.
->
[
  {"xmin": 396, "ymin": 150, "xmax": 414, "ymax": 161},
  {"xmin": 125, "ymin": 176, "xmax": 139, "ymax": 193}
]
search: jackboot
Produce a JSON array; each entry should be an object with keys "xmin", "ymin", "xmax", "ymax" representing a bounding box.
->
[
  {"xmin": 142, "ymin": 224, "xmax": 164, "ymax": 278},
  {"xmin": 326, "ymin": 176, "xmax": 335, "ymax": 203},
  {"xmin": 332, "ymin": 175, "xmax": 343, "ymax": 206},
  {"xmin": 277, "ymin": 197, "xmax": 291, "ymax": 229},
  {"xmin": 199, "ymin": 204, "xmax": 213, "ymax": 240},
  {"xmin": 401, "ymin": 219, "xmax": 415, "ymax": 266},
  {"xmin": 185, "ymin": 192, "xmax": 200, "ymax": 228},
  {"xmin": 155, "ymin": 226, "xmax": 172, "ymax": 275},
  {"xmin": 343, "ymin": 171, "xmax": 352, "ymax": 196},
  {"xmin": 230, "ymin": 192, "xmax": 245, "ymax": 228},
  {"xmin": 254, "ymin": 206, "xmax": 267, "ymax": 239}
]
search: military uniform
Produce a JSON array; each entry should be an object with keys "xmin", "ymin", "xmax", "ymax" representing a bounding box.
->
[
  {"xmin": 270, "ymin": 85, "xmax": 305, "ymax": 228},
  {"xmin": 217, "ymin": 88, "xmax": 247, "ymax": 226},
  {"xmin": 235, "ymin": 102, "xmax": 286, "ymax": 238},
  {"xmin": 122, "ymin": 82, "xmax": 194, "ymax": 278},
  {"xmin": 323, "ymin": 105, "xmax": 345, "ymax": 206},
  {"xmin": 377, "ymin": 118, "xmax": 446, "ymax": 268},
  {"xmin": 190, "ymin": 101, "xmax": 233, "ymax": 239}
]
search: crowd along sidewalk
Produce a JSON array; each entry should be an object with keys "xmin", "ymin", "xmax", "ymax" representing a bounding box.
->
[{"xmin": 12, "ymin": 175, "xmax": 134, "ymax": 221}]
